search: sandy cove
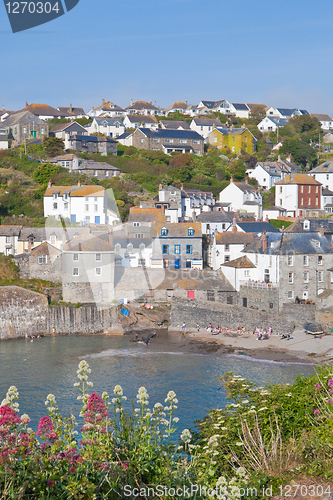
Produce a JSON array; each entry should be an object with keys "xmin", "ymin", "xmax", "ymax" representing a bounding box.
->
[{"xmin": 168, "ymin": 326, "xmax": 333, "ymax": 364}]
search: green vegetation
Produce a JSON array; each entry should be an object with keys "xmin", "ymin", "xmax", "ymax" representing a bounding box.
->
[
  {"xmin": 269, "ymin": 219, "xmax": 293, "ymax": 230},
  {"xmin": 0, "ymin": 254, "xmax": 58, "ymax": 293},
  {"xmin": 1, "ymin": 361, "xmax": 333, "ymax": 498}
]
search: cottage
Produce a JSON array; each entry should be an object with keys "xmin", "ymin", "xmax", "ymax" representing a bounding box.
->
[
  {"xmin": 77, "ymin": 161, "xmax": 121, "ymax": 181},
  {"xmin": 310, "ymin": 114, "xmax": 333, "ymax": 130},
  {"xmin": 310, "ymin": 161, "xmax": 333, "ymax": 192},
  {"xmin": 196, "ymin": 211, "xmax": 234, "ymax": 235},
  {"xmin": 132, "ymin": 128, "xmax": 204, "ymax": 155},
  {"xmin": 58, "ymin": 105, "xmax": 86, "ymax": 119},
  {"xmin": 123, "ymin": 114, "xmax": 158, "ymax": 130},
  {"xmin": 208, "ymin": 231, "xmax": 257, "ymax": 271},
  {"xmin": 87, "ymin": 100, "xmax": 126, "ymax": 118},
  {"xmin": 275, "ymin": 173, "xmax": 323, "ymax": 217},
  {"xmin": 219, "ymin": 178, "xmax": 262, "ymax": 219},
  {"xmin": 85, "ymin": 118, "xmax": 125, "ymax": 138},
  {"xmin": 1, "ymin": 111, "xmax": 48, "ymax": 146},
  {"xmin": 125, "ymin": 100, "xmax": 161, "ymax": 116},
  {"xmin": 15, "ymin": 242, "xmax": 62, "ymax": 282},
  {"xmin": 69, "ymin": 135, "xmax": 117, "ymax": 156},
  {"xmin": 20, "ymin": 103, "xmax": 64, "ymax": 120},
  {"xmin": 0, "ymin": 225, "xmax": 22, "ymax": 255},
  {"xmin": 189, "ymin": 117, "xmax": 222, "ymax": 139},
  {"xmin": 49, "ymin": 122, "xmax": 88, "ymax": 149}
]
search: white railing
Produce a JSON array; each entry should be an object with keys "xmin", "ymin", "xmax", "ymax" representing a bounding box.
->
[{"xmin": 239, "ymin": 281, "xmax": 279, "ymax": 289}]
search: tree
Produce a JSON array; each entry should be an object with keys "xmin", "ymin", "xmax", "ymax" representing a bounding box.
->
[
  {"xmin": 42, "ymin": 137, "xmax": 65, "ymax": 157},
  {"xmin": 249, "ymin": 105, "xmax": 266, "ymax": 124},
  {"xmin": 33, "ymin": 163, "xmax": 60, "ymax": 185}
]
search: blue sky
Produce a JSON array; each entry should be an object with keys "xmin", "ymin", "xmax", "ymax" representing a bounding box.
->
[{"xmin": 1, "ymin": 0, "xmax": 333, "ymax": 114}]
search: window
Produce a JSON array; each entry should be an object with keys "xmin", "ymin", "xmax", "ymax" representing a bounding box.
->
[
  {"xmin": 38, "ymin": 256, "xmax": 47, "ymax": 264},
  {"xmin": 127, "ymin": 243, "xmax": 133, "ymax": 253},
  {"xmin": 165, "ymin": 216, "xmax": 171, "ymax": 222},
  {"xmin": 138, "ymin": 258, "xmax": 145, "ymax": 266},
  {"xmin": 187, "ymin": 290, "xmax": 195, "ymax": 299},
  {"xmin": 94, "ymin": 197, "xmax": 98, "ymax": 202},
  {"xmin": 318, "ymin": 270, "xmax": 323, "ymax": 282},
  {"xmin": 316, "ymin": 186, "xmax": 319, "ymax": 193},
  {"xmin": 288, "ymin": 291, "xmax": 294, "ymax": 299},
  {"xmin": 85, "ymin": 197, "xmax": 89, "ymax": 202},
  {"xmin": 227, "ymin": 296, "xmax": 233, "ymax": 305},
  {"xmin": 207, "ymin": 290, "xmax": 215, "ymax": 301},
  {"xmin": 269, "ymin": 256, "xmax": 272, "ymax": 267},
  {"xmin": 94, "ymin": 170, "xmax": 98, "ymax": 177},
  {"xmin": 5, "ymin": 236, "xmax": 11, "ymax": 243},
  {"xmin": 214, "ymin": 136, "xmax": 217, "ymax": 143},
  {"xmin": 287, "ymin": 255, "xmax": 293, "ymax": 266},
  {"xmin": 244, "ymin": 270, "xmax": 250, "ymax": 277},
  {"xmin": 152, "ymin": 138, "xmax": 159, "ymax": 143},
  {"xmin": 96, "ymin": 253, "xmax": 101, "ymax": 261},
  {"xmin": 232, "ymin": 146, "xmax": 235, "ymax": 152},
  {"xmin": 303, "ymin": 255, "xmax": 309, "ymax": 266},
  {"xmin": 139, "ymin": 243, "xmax": 145, "ymax": 251},
  {"xmin": 133, "ymin": 222, "xmax": 140, "ymax": 227},
  {"xmin": 95, "ymin": 268, "xmax": 101, "ymax": 276},
  {"xmin": 115, "ymin": 243, "xmax": 121, "ymax": 253},
  {"xmin": 161, "ymin": 228, "xmax": 168, "ymax": 236},
  {"xmin": 50, "ymin": 234, "xmax": 56, "ymax": 245},
  {"xmin": 279, "ymin": 198, "xmax": 283, "ymax": 206},
  {"xmin": 115, "ymin": 258, "xmax": 122, "ymax": 266},
  {"xmin": 303, "ymin": 291, "xmax": 308, "ymax": 300},
  {"xmin": 165, "ymin": 139, "xmax": 173, "ymax": 143},
  {"xmin": 318, "ymin": 255, "xmax": 323, "ymax": 265},
  {"xmin": 279, "ymin": 186, "xmax": 282, "ymax": 194},
  {"xmin": 300, "ymin": 186, "xmax": 304, "ymax": 193},
  {"xmin": 225, "ymin": 244, "xmax": 230, "ymax": 252},
  {"xmin": 73, "ymin": 253, "xmax": 79, "ymax": 261},
  {"xmin": 134, "ymin": 233, "xmax": 144, "ymax": 238},
  {"xmin": 94, "ymin": 205, "xmax": 98, "ymax": 212},
  {"xmin": 64, "ymin": 203, "xmax": 68, "ymax": 209},
  {"xmin": 73, "ymin": 268, "xmax": 79, "ymax": 276},
  {"xmin": 186, "ymin": 245, "xmax": 192, "ymax": 254},
  {"xmin": 85, "ymin": 204, "xmax": 89, "ymax": 211},
  {"xmin": 162, "ymin": 245, "xmax": 169, "ymax": 254},
  {"xmin": 186, "ymin": 260, "xmax": 191, "ymax": 268},
  {"xmin": 255, "ymin": 254, "xmax": 258, "ymax": 265},
  {"xmin": 193, "ymin": 140, "xmax": 200, "ymax": 144},
  {"xmin": 232, "ymin": 137, "xmax": 235, "ymax": 142},
  {"xmin": 71, "ymin": 215, "xmax": 76, "ymax": 223},
  {"xmin": 174, "ymin": 245, "xmax": 181, "ymax": 254},
  {"xmin": 316, "ymin": 198, "xmax": 319, "ymax": 206},
  {"xmin": 141, "ymin": 139, "xmax": 145, "ymax": 143},
  {"xmin": 288, "ymin": 272, "xmax": 294, "ymax": 283},
  {"xmin": 23, "ymin": 127, "xmax": 26, "ymax": 134},
  {"xmin": 308, "ymin": 186, "xmax": 311, "ymax": 193},
  {"xmin": 85, "ymin": 216, "xmax": 90, "ymax": 222},
  {"xmin": 53, "ymin": 203, "xmax": 58, "ymax": 209},
  {"xmin": 224, "ymin": 255, "xmax": 230, "ymax": 263},
  {"xmin": 303, "ymin": 220, "xmax": 310, "ymax": 230},
  {"xmin": 308, "ymin": 198, "xmax": 311, "ymax": 205},
  {"xmin": 105, "ymin": 171, "xmax": 109, "ymax": 177},
  {"xmin": 188, "ymin": 228, "xmax": 194, "ymax": 236},
  {"xmin": 180, "ymin": 139, "xmax": 187, "ymax": 144},
  {"xmin": 304, "ymin": 272, "xmax": 309, "ymax": 283}
]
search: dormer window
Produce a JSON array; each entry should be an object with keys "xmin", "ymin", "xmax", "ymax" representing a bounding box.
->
[
  {"xmin": 188, "ymin": 228, "xmax": 194, "ymax": 236},
  {"xmin": 303, "ymin": 220, "xmax": 310, "ymax": 230},
  {"xmin": 161, "ymin": 227, "xmax": 168, "ymax": 236},
  {"xmin": 50, "ymin": 234, "xmax": 56, "ymax": 245},
  {"xmin": 53, "ymin": 193, "xmax": 58, "ymax": 200},
  {"xmin": 139, "ymin": 243, "xmax": 145, "ymax": 251},
  {"xmin": 115, "ymin": 243, "xmax": 121, "ymax": 253},
  {"xmin": 127, "ymin": 243, "xmax": 133, "ymax": 253}
]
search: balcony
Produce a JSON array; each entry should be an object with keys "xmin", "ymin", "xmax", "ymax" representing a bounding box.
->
[{"xmin": 239, "ymin": 280, "xmax": 279, "ymax": 289}]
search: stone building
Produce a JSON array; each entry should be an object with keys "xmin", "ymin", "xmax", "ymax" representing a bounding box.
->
[
  {"xmin": 132, "ymin": 128, "xmax": 204, "ymax": 155},
  {"xmin": 15, "ymin": 242, "xmax": 62, "ymax": 282},
  {"xmin": 77, "ymin": 161, "xmax": 120, "ymax": 181},
  {"xmin": 69, "ymin": 135, "xmax": 117, "ymax": 156},
  {"xmin": 1, "ymin": 111, "xmax": 48, "ymax": 146}
]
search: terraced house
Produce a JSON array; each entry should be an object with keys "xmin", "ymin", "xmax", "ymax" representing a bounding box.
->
[
  {"xmin": 132, "ymin": 128, "xmax": 204, "ymax": 155},
  {"xmin": 208, "ymin": 127, "xmax": 256, "ymax": 154}
]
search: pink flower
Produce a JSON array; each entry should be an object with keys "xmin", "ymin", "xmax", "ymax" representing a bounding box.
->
[
  {"xmin": 47, "ymin": 480, "xmax": 55, "ymax": 487},
  {"xmin": 315, "ymin": 383, "xmax": 321, "ymax": 390},
  {"xmin": 121, "ymin": 462, "xmax": 129, "ymax": 469},
  {"xmin": 328, "ymin": 379, "xmax": 333, "ymax": 387},
  {"xmin": 0, "ymin": 406, "xmax": 19, "ymax": 426},
  {"xmin": 37, "ymin": 416, "xmax": 54, "ymax": 435},
  {"xmin": 314, "ymin": 409, "xmax": 321, "ymax": 416},
  {"xmin": 69, "ymin": 466, "xmax": 76, "ymax": 474},
  {"xmin": 87, "ymin": 393, "xmax": 106, "ymax": 413}
]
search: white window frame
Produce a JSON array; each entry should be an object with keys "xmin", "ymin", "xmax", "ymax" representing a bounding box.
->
[
  {"xmin": 96, "ymin": 253, "xmax": 101, "ymax": 261},
  {"xmin": 95, "ymin": 267, "xmax": 102, "ymax": 276},
  {"xmin": 287, "ymin": 255, "xmax": 293, "ymax": 266},
  {"xmin": 73, "ymin": 267, "xmax": 79, "ymax": 276},
  {"xmin": 288, "ymin": 272, "xmax": 294, "ymax": 284},
  {"xmin": 73, "ymin": 253, "xmax": 79, "ymax": 261}
]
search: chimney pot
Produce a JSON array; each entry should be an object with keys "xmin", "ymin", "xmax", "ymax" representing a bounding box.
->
[
  {"xmin": 70, "ymin": 103, "xmax": 73, "ymax": 112},
  {"xmin": 150, "ymin": 100, "xmax": 152, "ymax": 105},
  {"xmin": 246, "ymin": 175, "xmax": 249, "ymax": 184},
  {"xmin": 230, "ymin": 175, "xmax": 234, "ymax": 183},
  {"xmin": 48, "ymin": 179, "xmax": 52, "ymax": 188},
  {"xmin": 262, "ymin": 233, "xmax": 267, "ymax": 252},
  {"xmin": 130, "ymin": 99, "xmax": 133, "ymax": 106},
  {"xmin": 78, "ymin": 181, "xmax": 81, "ymax": 187},
  {"xmin": 102, "ymin": 98, "xmax": 105, "ymax": 105},
  {"xmin": 159, "ymin": 183, "xmax": 162, "ymax": 190},
  {"xmin": 25, "ymin": 102, "xmax": 28, "ymax": 107}
]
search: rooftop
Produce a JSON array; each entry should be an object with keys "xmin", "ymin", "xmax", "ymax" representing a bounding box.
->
[{"xmin": 44, "ymin": 185, "xmax": 105, "ymax": 197}]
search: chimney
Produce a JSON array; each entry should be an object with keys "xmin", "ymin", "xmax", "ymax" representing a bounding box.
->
[
  {"xmin": 70, "ymin": 103, "xmax": 73, "ymax": 112},
  {"xmin": 108, "ymin": 230, "xmax": 113, "ymax": 245},
  {"xmin": 192, "ymin": 210, "xmax": 196, "ymax": 222},
  {"xmin": 28, "ymin": 239, "xmax": 31, "ymax": 253},
  {"xmin": 278, "ymin": 154, "xmax": 281, "ymax": 161},
  {"xmin": 265, "ymin": 214, "xmax": 269, "ymax": 222},
  {"xmin": 318, "ymin": 227, "xmax": 325, "ymax": 236},
  {"xmin": 130, "ymin": 99, "xmax": 133, "ymax": 106},
  {"xmin": 230, "ymin": 175, "xmax": 234, "ymax": 183},
  {"xmin": 48, "ymin": 179, "xmax": 52, "ymax": 188},
  {"xmin": 232, "ymin": 216, "xmax": 237, "ymax": 233},
  {"xmin": 159, "ymin": 183, "xmax": 162, "ymax": 190},
  {"xmin": 25, "ymin": 102, "xmax": 28, "ymax": 107},
  {"xmin": 160, "ymin": 204, "xmax": 165, "ymax": 216},
  {"xmin": 181, "ymin": 183, "xmax": 184, "ymax": 190},
  {"xmin": 286, "ymin": 154, "xmax": 291, "ymax": 163},
  {"xmin": 78, "ymin": 181, "xmax": 81, "ymax": 187},
  {"xmin": 150, "ymin": 100, "xmax": 152, "ymax": 105},
  {"xmin": 246, "ymin": 175, "xmax": 249, "ymax": 184},
  {"xmin": 262, "ymin": 232, "xmax": 267, "ymax": 252},
  {"xmin": 102, "ymin": 98, "xmax": 105, "ymax": 105}
]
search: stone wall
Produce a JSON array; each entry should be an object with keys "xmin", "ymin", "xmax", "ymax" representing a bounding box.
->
[
  {"xmin": 239, "ymin": 285, "xmax": 279, "ymax": 314},
  {"xmin": 171, "ymin": 298, "xmax": 307, "ymax": 335},
  {"xmin": 0, "ymin": 286, "xmax": 48, "ymax": 339},
  {"xmin": 280, "ymin": 303, "xmax": 316, "ymax": 325},
  {"xmin": 47, "ymin": 304, "xmax": 119, "ymax": 334}
]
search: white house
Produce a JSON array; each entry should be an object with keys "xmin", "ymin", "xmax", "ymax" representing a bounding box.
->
[
  {"xmin": 196, "ymin": 211, "xmax": 233, "ymax": 235},
  {"xmin": 246, "ymin": 163, "xmax": 282, "ymax": 189},
  {"xmin": 310, "ymin": 161, "xmax": 333, "ymax": 191},
  {"xmin": 263, "ymin": 206, "xmax": 287, "ymax": 220},
  {"xmin": 85, "ymin": 118, "xmax": 125, "ymax": 138},
  {"xmin": 311, "ymin": 114, "xmax": 333, "ymax": 130},
  {"xmin": 50, "ymin": 122, "xmax": 88, "ymax": 149},
  {"xmin": 275, "ymin": 173, "xmax": 322, "ymax": 217},
  {"xmin": 44, "ymin": 183, "xmax": 109, "ymax": 225},
  {"xmin": 189, "ymin": 117, "xmax": 222, "ymax": 139},
  {"xmin": 322, "ymin": 188, "xmax": 333, "ymax": 213},
  {"xmin": 208, "ymin": 230, "xmax": 257, "ymax": 271},
  {"xmin": 257, "ymin": 117, "xmax": 288, "ymax": 133},
  {"xmin": 0, "ymin": 225, "xmax": 22, "ymax": 256},
  {"xmin": 116, "ymin": 132, "xmax": 134, "ymax": 146},
  {"xmin": 123, "ymin": 114, "xmax": 158, "ymax": 130},
  {"xmin": 265, "ymin": 108, "xmax": 309, "ymax": 119},
  {"xmin": 87, "ymin": 100, "xmax": 126, "ymax": 118},
  {"xmin": 48, "ymin": 154, "xmax": 80, "ymax": 171},
  {"xmin": 219, "ymin": 178, "xmax": 263, "ymax": 219}
]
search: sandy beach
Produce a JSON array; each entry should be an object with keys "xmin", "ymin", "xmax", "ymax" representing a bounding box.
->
[{"xmin": 165, "ymin": 326, "xmax": 333, "ymax": 364}]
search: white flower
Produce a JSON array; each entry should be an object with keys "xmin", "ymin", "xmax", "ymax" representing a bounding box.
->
[
  {"xmin": 20, "ymin": 414, "xmax": 30, "ymax": 424},
  {"xmin": 122, "ymin": 396, "xmax": 127, "ymax": 401},
  {"xmin": 165, "ymin": 390, "xmax": 176, "ymax": 402},
  {"xmin": 73, "ymin": 382, "xmax": 80, "ymax": 387},
  {"xmin": 87, "ymin": 382, "xmax": 94, "ymax": 387},
  {"xmin": 180, "ymin": 428, "xmax": 192, "ymax": 443},
  {"xmin": 236, "ymin": 442, "xmax": 244, "ymax": 446},
  {"xmin": 154, "ymin": 403, "xmax": 163, "ymax": 409},
  {"xmin": 285, "ymin": 393, "xmax": 292, "ymax": 397},
  {"xmin": 258, "ymin": 407, "xmax": 268, "ymax": 412},
  {"xmin": 113, "ymin": 385, "xmax": 123, "ymax": 396},
  {"xmin": 173, "ymin": 417, "xmax": 179, "ymax": 423},
  {"xmin": 242, "ymin": 400, "xmax": 249, "ymax": 404},
  {"xmin": 111, "ymin": 398, "xmax": 117, "ymax": 404}
]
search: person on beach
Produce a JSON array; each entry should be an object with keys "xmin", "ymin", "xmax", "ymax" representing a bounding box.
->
[
  {"xmin": 52, "ymin": 327, "xmax": 55, "ymax": 335},
  {"xmin": 268, "ymin": 326, "xmax": 272, "ymax": 336},
  {"xmin": 182, "ymin": 322, "xmax": 186, "ymax": 331},
  {"xmin": 196, "ymin": 323, "xmax": 200, "ymax": 332}
]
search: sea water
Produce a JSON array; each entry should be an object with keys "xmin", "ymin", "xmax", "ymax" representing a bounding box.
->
[{"xmin": 0, "ymin": 335, "xmax": 315, "ymax": 433}]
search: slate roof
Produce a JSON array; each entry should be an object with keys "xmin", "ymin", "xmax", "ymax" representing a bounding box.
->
[
  {"xmin": 58, "ymin": 106, "xmax": 86, "ymax": 116},
  {"xmin": 49, "ymin": 154, "xmax": 79, "ymax": 162},
  {"xmin": 0, "ymin": 225, "xmax": 22, "ymax": 236},
  {"xmin": 233, "ymin": 182, "xmax": 257, "ymax": 193},
  {"xmin": 116, "ymin": 132, "xmax": 132, "ymax": 140},
  {"xmin": 199, "ymin": 100, "xmax": 224, "ymax": 109},
  {"xmin": 276, "ymin": 108, "xmax": 298, "ymax": 117},
  {"xmin": 18, "ymin": 227, "xmax": 46, "ymax": 242},
  {"xmin": 160, "ymin": 120, "xmax": 189, "ymax": 129},
  {"xmin": 126, "ymin": 114, "xmax": 157, "ymax": 124},
  {"xmin": 44, "ymin": 185, "xmax": 105, "ymax": 197},
  {"xmin": 191, "ymin": 118, "xmax": 222, "ymax": 126},
  {"xmin": 284, "ymin": 218, "xmax": 333, "ymax": 234},
  {"xmin": 126, "ymin": 101, "xmax": 159, "ymax": 111},
  {"xmin": 92, "ymin": 118, "xmax": 124, "ymax": 126},
  {"xmin": 30, "ymin": 242, "xmax": 60, "ymax": 256},
  {"xmin": 264, "ymin": 117, "xmax": 288, "ymax": 127},
  {"xmin": 310, "ymin": 161, "xmax": 333, "ymax": 173},
  {"xmin": 18, "ymin": 227, "xmax": 89, "ymax": 242},
  {"xmin": 78, "ymin": 161, "xmax": 120, "ymax": 171},
  {"xmin": 222, "ymin": 255, "xmax": 256, "ymax": 268},
  {"xmin": 263, "ymin": 206, "xmax": 286, "ymax": 211},
  {"xmin": 2, "ymin": 111, "xmax": 46, "ymax": 126},
  {"xmin": 244, "ymin": 232, "xmax": 333, "ymax": 255},
  {"xmin": 70, "ymin": 135, "xmax": 117, "ymax": 143},
  {"xmin": 236, "ymin": 221, "xmax": 278, "ymax": 233},
  {"xmin": 311, "ymin": 114, "xmax": 332, "ymax": 122},
  {"xmin": 246, "ymin": 103, "xmax": 267, "ymax": 109},
  {"xmin": 196, "ymin": 211, "xmax": 234, "ymax": 223},
  {"xmin": 214, "ymin": 127, "xmax": 256, "ymax": 140},
  {"xmin": 232, "ymin": 103, "xmax": 249, "ymax": 111},
  {"xmin": 63, "ymin": 233, "xmax": 113, "ymax": 252},
  {"xmin": 275, "ymin": 173, "xmax": 322, "ymax": 185},
  {"xmin": 138, "ymin": 128, "xmax": 203, "ymax": 140},
  {"xmin": 215, "ymin": 232, "xmax": 257, "ymax": 245},
  {"xmin": 152, "ymin": 222, "xmax": 202, "ymax": 237},
  {"xmin": 322, "ymin": 188, "xmax": 333, "ymax": 196},
  {"xmin": 243, "ymin": 200, "xmax": 259, "ymax": 206},
  {"xmin": 50, "ymin": 121, "xmax": 86, "ymax": 133}
]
